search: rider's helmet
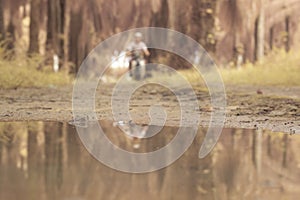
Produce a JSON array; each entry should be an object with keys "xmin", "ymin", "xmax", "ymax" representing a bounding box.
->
[{"xmin": 134, "ymin": 32, "xmax": 143, "ymax": 39}]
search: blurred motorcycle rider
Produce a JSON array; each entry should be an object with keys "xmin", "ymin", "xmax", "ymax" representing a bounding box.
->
[{"xmin": 126, "ymin": 32, "xmax": 150, "ymax": 77}]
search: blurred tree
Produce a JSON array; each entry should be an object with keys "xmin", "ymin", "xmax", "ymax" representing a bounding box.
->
[
  {"xmin": 68, "ymin": 3, "xmax": 84, "ymax": 72},
  {"xmin": 28, "ymin": 0, "xmax": 41, "ymax": 54},
  {"xmin": 6, "ymin": 0, "xmax": 23, "ymax": 51},
  {"xmin": 255, "ymin": 0, "xmax": 265, "ymax": 62},
  {"xmin": 62, "ymin": 0, "xmax": 70, "ymax": 71},
  {"xmin": 0, "ymin": 0, "xmax": 299, "ymax": 69},
  {"xmin": 0, "ymin": 0, "xmax": 5, "ymax": 40},
  {"xmin": 221, "ymin": 0, "xmax": 243, "ymax": 66},
  {"xmin": 46, "ymin": 0, "xmax": 65, "ymax": 56},
  {"xmin": 284, "ymin": 16, "xmax": 290, "ymax": 52}
]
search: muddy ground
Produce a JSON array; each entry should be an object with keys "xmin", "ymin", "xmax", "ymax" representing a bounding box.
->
[{"xmin": 0, "ymin": 84, "xmax": 299, "ymax": 134}]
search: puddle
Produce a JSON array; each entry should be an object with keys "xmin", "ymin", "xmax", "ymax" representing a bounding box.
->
[{"xmin": 0, "ymin": 121, "xmax": 300, "ymax": 200}]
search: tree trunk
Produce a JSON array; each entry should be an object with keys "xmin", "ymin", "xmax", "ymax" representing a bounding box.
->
[
  {"xmin": 69, "ymin": 8, "xmax": 83, "ymax": 72},
  {"xmin": 62, "ymin": 0, "xmax": 70, "ymax": 72},
  {"xmin": 255, "ymin": 0, "xmax": 265, "ymax": 62},
  {"xmin": 0, "ymin": 0, "xmax": 5, "ymax": 40},
  {"xmin": 46, "ymin": 0, "xmax": 65, "ymax": 55},
  {"xmin": 28, "ymin": 0, "xmax": 41, "ymax": 54},
  {"xmin": 6, "ymin": 4, "xmax": 17, "ymax": 55},
  {"xmin": 269, "ymin": 26, "xmax": 274, "ymax": 51},
  {"xmin": 285, "ymin": 16, "xmax": 290, "ymax": 52}
]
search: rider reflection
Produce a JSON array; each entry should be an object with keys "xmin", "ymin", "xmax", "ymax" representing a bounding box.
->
[{"xmin": 113, "ymin": 120, "xmax": 149, "ymax": 149}]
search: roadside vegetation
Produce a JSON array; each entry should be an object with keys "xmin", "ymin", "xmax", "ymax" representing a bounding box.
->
[
  {"xmin": 220, "ymin": 50, "xmax": 300, "ymax": 86},
  {"xmin": 0, "ymin": 48, "xmax": 299, "ymax": 89},
  {"xmin": 178, "ymin": 50, "xmax": 300, "ymax": 87},
  {"xmin": 0, "ymin": 52, "xmax": 71, "ymax": 89}
]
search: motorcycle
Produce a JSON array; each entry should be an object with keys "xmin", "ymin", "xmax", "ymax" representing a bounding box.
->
[{"xmin": 129, "ymin": 50, "xmax": 146, "ymax": 80}]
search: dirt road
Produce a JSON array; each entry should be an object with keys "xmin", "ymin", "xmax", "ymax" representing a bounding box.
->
[{"xmin": 0, "ymin": 84, "xmax": 299, "ymax": 134}]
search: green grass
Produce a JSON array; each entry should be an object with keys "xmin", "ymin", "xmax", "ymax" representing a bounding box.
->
[
  {"xmin": 0, "ymin": 55, "xmax": 71, "ymax": 89},
  {"xmin": 220, "ymin": 50, "xmax": 300, "ymax": 86}
]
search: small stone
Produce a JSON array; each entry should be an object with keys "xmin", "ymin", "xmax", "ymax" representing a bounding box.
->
[
  {"xmin": 257, "ymin": 89, "xmax": 263, "ymax": 95},
  {"xmin": 150, "ymin": 90, "xmax": 157, "ymax": 95}
]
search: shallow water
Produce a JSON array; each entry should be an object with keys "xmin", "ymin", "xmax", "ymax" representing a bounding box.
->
[{"xmin": 0, "ymin": 121, "xmax": 299, "ymax": 200}]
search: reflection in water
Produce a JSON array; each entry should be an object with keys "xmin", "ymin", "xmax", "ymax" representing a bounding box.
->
[{"xmin": 0, "ymin": 121, "xmax": 300, "ymax": 200}]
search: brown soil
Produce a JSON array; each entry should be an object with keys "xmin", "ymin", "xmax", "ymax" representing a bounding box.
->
[{"xmin": 0, "ymin": 84, "xmax": 299, "ymax": 134}]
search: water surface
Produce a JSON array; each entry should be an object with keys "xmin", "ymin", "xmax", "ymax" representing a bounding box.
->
[{"xmin": 0, "ymin": 121, "xmax": 299, "ymax": 200}]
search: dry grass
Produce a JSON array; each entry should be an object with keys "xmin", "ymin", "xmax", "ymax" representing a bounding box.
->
[
  {"xmin": 1, "ymin": 49, "xmax": 299, "ymax": 89},
  {"xmin": 175, "ymin": 50, "xmax": 300, "ymax": 87},
  {"xmin": 0, "ymin": 54, "xmax": 71, "ymax": 89},
  {"xmin": 103, "ymin": 49, "xmax": 300, "ymax": 88},
  {"xmin": 220, "ymin": 50, "xmax": 300, "ymax": 86}
]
